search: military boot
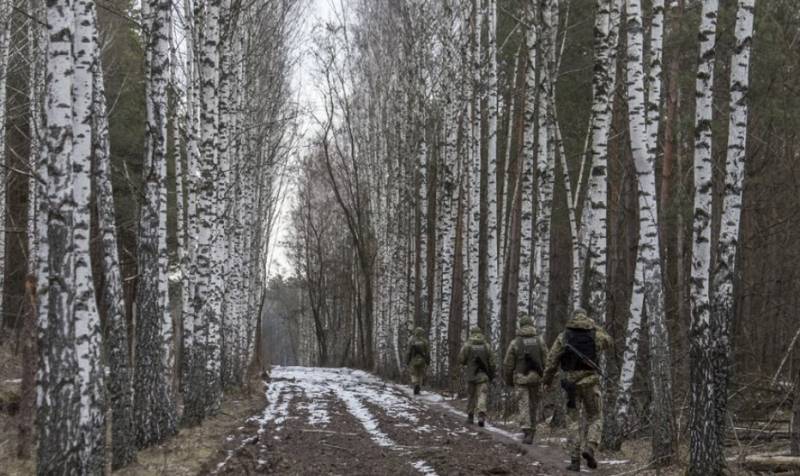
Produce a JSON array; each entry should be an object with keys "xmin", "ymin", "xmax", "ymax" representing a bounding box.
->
[
  {"xmin": 522, "ymin": 430, "xmax": 533, "ymax": 445},
  {"xmin": 478, "ymin": 412, "xmax": 486, "ymax": 427},
  {"xmin": 566, "ymin": 457, "xmax": 581, "ymax": 472},
  {"xmin": 466, "ymin": 413, "xmax": 474, "ymax": 425},
  {"xmin": 413, "ymin": 384, "xmax": 421, "ymax": 395},
  {"xmin": 582, "ymin": 447, "xmax": 598, "ymax": 469}
]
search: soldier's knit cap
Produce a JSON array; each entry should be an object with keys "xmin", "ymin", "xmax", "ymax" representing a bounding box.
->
[
  {"xmin": 572, "ymin": 307, "xmax": 589, "ymax": 319},
  {"xmin": 518, "ymin": 314, "xmax": 534, "ymax": 328}
]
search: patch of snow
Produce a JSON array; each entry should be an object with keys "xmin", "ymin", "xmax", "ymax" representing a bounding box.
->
[
  {"xmin": 599, "ymin": 459, "xmax": 629, "ymax": 465},
  {"xmin": 271, "ymin": 367, "xmax": 438, "ymax": 474},
  {"xmin": 336, "ymin": 385, "xmax": 395, "ymax": 447},
  {"xmin": 416, "ymin": 425, "xmax": 434, "ymax": 433},
  {"xmin": 411, "ymin": 459, "xmax": 439, "ymax": 475}
]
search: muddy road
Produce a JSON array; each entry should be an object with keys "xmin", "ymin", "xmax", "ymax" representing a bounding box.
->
[{"xmin": 207, "ymin": 367, "xmax": 632, "ymax": 475}]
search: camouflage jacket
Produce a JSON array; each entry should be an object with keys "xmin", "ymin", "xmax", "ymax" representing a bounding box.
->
[
  {"xmin": 542, "ymin": 314, "xmax": 613, "ymax": 387},
  {"xmin": 406, "ymin": 336, "xmax": 430, "ymax": 368},
  {"xmin": 458, "ymin": 332, "xmax": 496, "ymax": 384},
  {"xmin": 503, "ymin": 325, "xmax": 547, "ymax": 386}
]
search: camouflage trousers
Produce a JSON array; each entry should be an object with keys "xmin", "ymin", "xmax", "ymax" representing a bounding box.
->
[
  {"xmin": 467, "ymin": 381, "xmax": 488, "ymax": 416},
  {"xmin": 410, "ymin": 364, "xmax": 426, "ymax": 386},
  {"xmin": 566, "ymin": 379, "xmax": 602, "ymax": 458},
  {"xmin": 515, "ymin": 384, "xmax": 541, "ymax": 431}
]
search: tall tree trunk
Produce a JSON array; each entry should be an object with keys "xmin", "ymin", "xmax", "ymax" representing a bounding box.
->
[
  {"xmin": 532, "ymin": 0, "xmax": 556, "ymax": 336},
  {"xmin": 485, "ymin": 0, "xmax": 502, "ymax": 358},
  {"xmin": 37, "ymin": 0, "xmax": 81, "ymax": 470},
  {"xmin": 621, "ymin": 0, "xmax": 674, "ymax": 464},
  {"xmin": 72, "ymin": 0, "xmax": 106, "ymax": 468},
  {"xmin": 93, "ymin": 60, "xmax": 135, "ymax": 468},
  {"xmin": 133, "ymin": 0, "xmax": 178, "ymax": 447},
  {"xmin": 688, "ymin": 1, "xmax": 720, "ymax": 474},
  {"xmin": 467, "ymin": 0, "xmax": 482, "ymax": 330},
  {"xmin": 518, "ymin": 0, "xmax": 537, "ymax": 318}
]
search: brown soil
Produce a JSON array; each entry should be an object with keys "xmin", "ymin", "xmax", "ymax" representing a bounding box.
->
[
  {"xmin": 116, "ymin": 387, "xmax": 266, "ymax": 476},
  {"xmin": 208, "ymin": 368, "xmax": 642, "ymax": 475}
]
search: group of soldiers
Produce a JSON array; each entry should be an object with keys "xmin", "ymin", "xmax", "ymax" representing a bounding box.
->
[{"xmin": 406, "ymin": 308, "xmax": 612, "ymax": 473}]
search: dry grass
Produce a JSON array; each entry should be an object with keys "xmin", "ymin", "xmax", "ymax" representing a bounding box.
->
[{"xmin": 0, "ymin": 334, "xmax": 266, "ymax": 476}]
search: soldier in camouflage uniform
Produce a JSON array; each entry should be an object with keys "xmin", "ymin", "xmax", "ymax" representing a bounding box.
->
[
  {"xmin": 458, "ymin": 326, "xmax": 496, "ymax": 427},
  {"xmin": 543, "ymin": 308, "xmax": 613, "ymax": 472},
  {"xmin": 503, "ymin": 313, "xmax": 547, "ymax": 444},
  {"xmin": 406, "ymin": 327, "xmax": 430, "ymax": 395}
]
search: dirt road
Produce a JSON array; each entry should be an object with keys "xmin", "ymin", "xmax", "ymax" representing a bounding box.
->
[{"xmin": 207, "ymin": 367, "xmax": 632, "ymax": 475}]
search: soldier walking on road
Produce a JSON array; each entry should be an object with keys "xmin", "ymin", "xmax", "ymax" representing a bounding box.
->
[
  {"xmin": 406, "ymin": 327, "xmax": 430, "ymax": 395},
  {"xmin": 503, "ymin": 313, "xmax": 547, "ymax": 445},
  {"xmin": 458, "ymin": 326, "xmax": 496, "ymax": 427},
  {"xmin": 542, "ymin": 308, "xmax": 613, "ymax": 472}
]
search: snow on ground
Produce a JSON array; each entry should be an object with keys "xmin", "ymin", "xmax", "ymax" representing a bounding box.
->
[
  {"xmin": 411, "ymin": 459, "xmax": 438, "ymax": 475},
  {"xmin": 265, "ymin": 367, "xmax": 439, "ymax": 475}
]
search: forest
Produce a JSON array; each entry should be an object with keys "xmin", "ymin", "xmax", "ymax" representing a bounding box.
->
[{"xmin": 0, "ymin": 0, "xmax": 798, "ymax": 474}]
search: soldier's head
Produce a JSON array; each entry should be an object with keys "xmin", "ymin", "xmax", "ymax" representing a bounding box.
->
[
  {"xmin": 414, "ymin": 327, "xmax": 425, "ymax": 338},
  {"xmin": 572, "ymin": 308, "xmax": 589, "ymax": 320},
  {"xmin": 518, "ymin": 313, "xmax": 534, "ymax": 328},
  {"xmin": 469, "ymin": 326, "xmax": 483, "ymax": 337}
]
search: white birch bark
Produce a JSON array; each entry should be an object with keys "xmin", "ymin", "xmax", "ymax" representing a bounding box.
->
[
  {"xmin": 711, "ymin": 0, "xmax": 754, "ymax": 452},
  {"xmin": 485, "ymin": 0, "xmax": 502, "ymax": 357},
  {"xmin": 93, "ymin": 60, "xmax": 135, "ymax": 469},
  {"xmin": 133, "ymin": 0, "xmax": 178, "ymax": 447},
  {"xmin": 518, "ymin": 0, "xmax": 537, "ymax": 318},
  {"xmin": 688, "ymin": 1, "xmax": 720, "ymax": 473},
  {"xmin": 71, "ymin": 1, "xmax": 106, "ymax": 468},
  {"xmin": 531, "ymin": 0, "xmax": 556, "ymax": 335},
  {"xmin": 616, "ymin": 0, "xmax": 674, "ymax": 463},
  {"xmin": 37, "ymin": 0, "xmax": 81, "ymax": 470},
  {"xmin": 467, "ymin": 1, "xmax": 482, "ymax": 330}
]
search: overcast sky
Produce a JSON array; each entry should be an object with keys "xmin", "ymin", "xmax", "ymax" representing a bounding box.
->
[{"xmin": 265, "ymin": 0, "xmax": 339, "ymax": 280}]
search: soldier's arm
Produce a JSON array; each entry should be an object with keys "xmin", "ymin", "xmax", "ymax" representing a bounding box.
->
[
  {"xmin": 538, "ymin": 336, "xmax": 548, "ymax": 371},
  {"xmin": 488, "ymin": 344, "xmax": 498, "ymax": 374},
  {"xmin": 595, "ymin": 327, "xmax": 614, "ymax": 354},
  {"xmin": 542, "ymin": 334, "xmax": 565, "ymax": 385},
  {"xmin": 424, "ymin": 339, "xmax": 431, "ymax": 363},
  {"xmin": 458, "ymin": 345, "xmax": 468, "ymax": 366},
  {"xmin": 503, "ymin": 342, "xmax": 516, "ymax": 385}
]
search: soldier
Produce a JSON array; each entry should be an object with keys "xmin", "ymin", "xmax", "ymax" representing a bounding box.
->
[
  {"xmin": 458, "ymin": 326, "xmax": 496, "ymax": 427},
  {"xmin": 406, "ymin": 327, "xmax": 430, "ymax": 395},
  {"xmin": 503, "ymin": 313, "xmax": 547, "ymax": 445},
  {"xmin": 542, "ymin": 308, "xmax": 613, "ymax": 472}
]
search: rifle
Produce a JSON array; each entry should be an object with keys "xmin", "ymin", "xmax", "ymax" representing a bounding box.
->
[{"xmin": 564, "ymin": 341, "xmax": 607, "ymax": 380}]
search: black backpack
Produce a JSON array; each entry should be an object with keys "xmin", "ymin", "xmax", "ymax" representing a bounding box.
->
[
  {"xmin": 560, "ymin": 328, "xmax": 598, "ymax": 372},
  {"xmin": 470, "ymin": 344, "xmax": 494, "ymax": 381},
  {"xmin": 517, "ymin": 337, "xmax": 543, "ymax": 376}
]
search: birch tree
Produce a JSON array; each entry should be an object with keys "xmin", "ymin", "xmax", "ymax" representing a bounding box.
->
[
  {"xmin": 93, "ymin": 60, "xmax": 135, "ymax": 468},
  {"xmin": 517, "ymin": 0, "xmax": 537, "ymax": 318},
  {"xmin": 72, "ymin": 0, "xmax": 106, "ymax": 468},
  {"xmin": 687, "ymin": 0, "xmax": 720, "ymax": 473},
  {"xmin": 690, "ymin": 0, "xmax": 755, "ymax": 472},
  {"xmin": 616, "ymin": 0, "xmax": 674, "ymax": 463},
  {"xmin": 37, "ymin": 0, "xmax": 81, "ymax": 470},
  {"xmin": 133, "ymin": 0, "xmax": 178, "ymax": 446}
]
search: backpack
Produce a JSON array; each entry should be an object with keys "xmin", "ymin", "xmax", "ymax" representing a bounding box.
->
[
  {"xmin": 410, "ymin": 341, "xmax": 425, "ymax": 359},
  {"xmin": 517, "ymin": 337, "xmax": 543, "ymax": 376},
  {"xmin": 560, "ymin": 328, "xmax": 598, "ymax": 372},
  {"xmin": 469, "ymin": 344, "xmax": 494, "ymax": 381}
]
